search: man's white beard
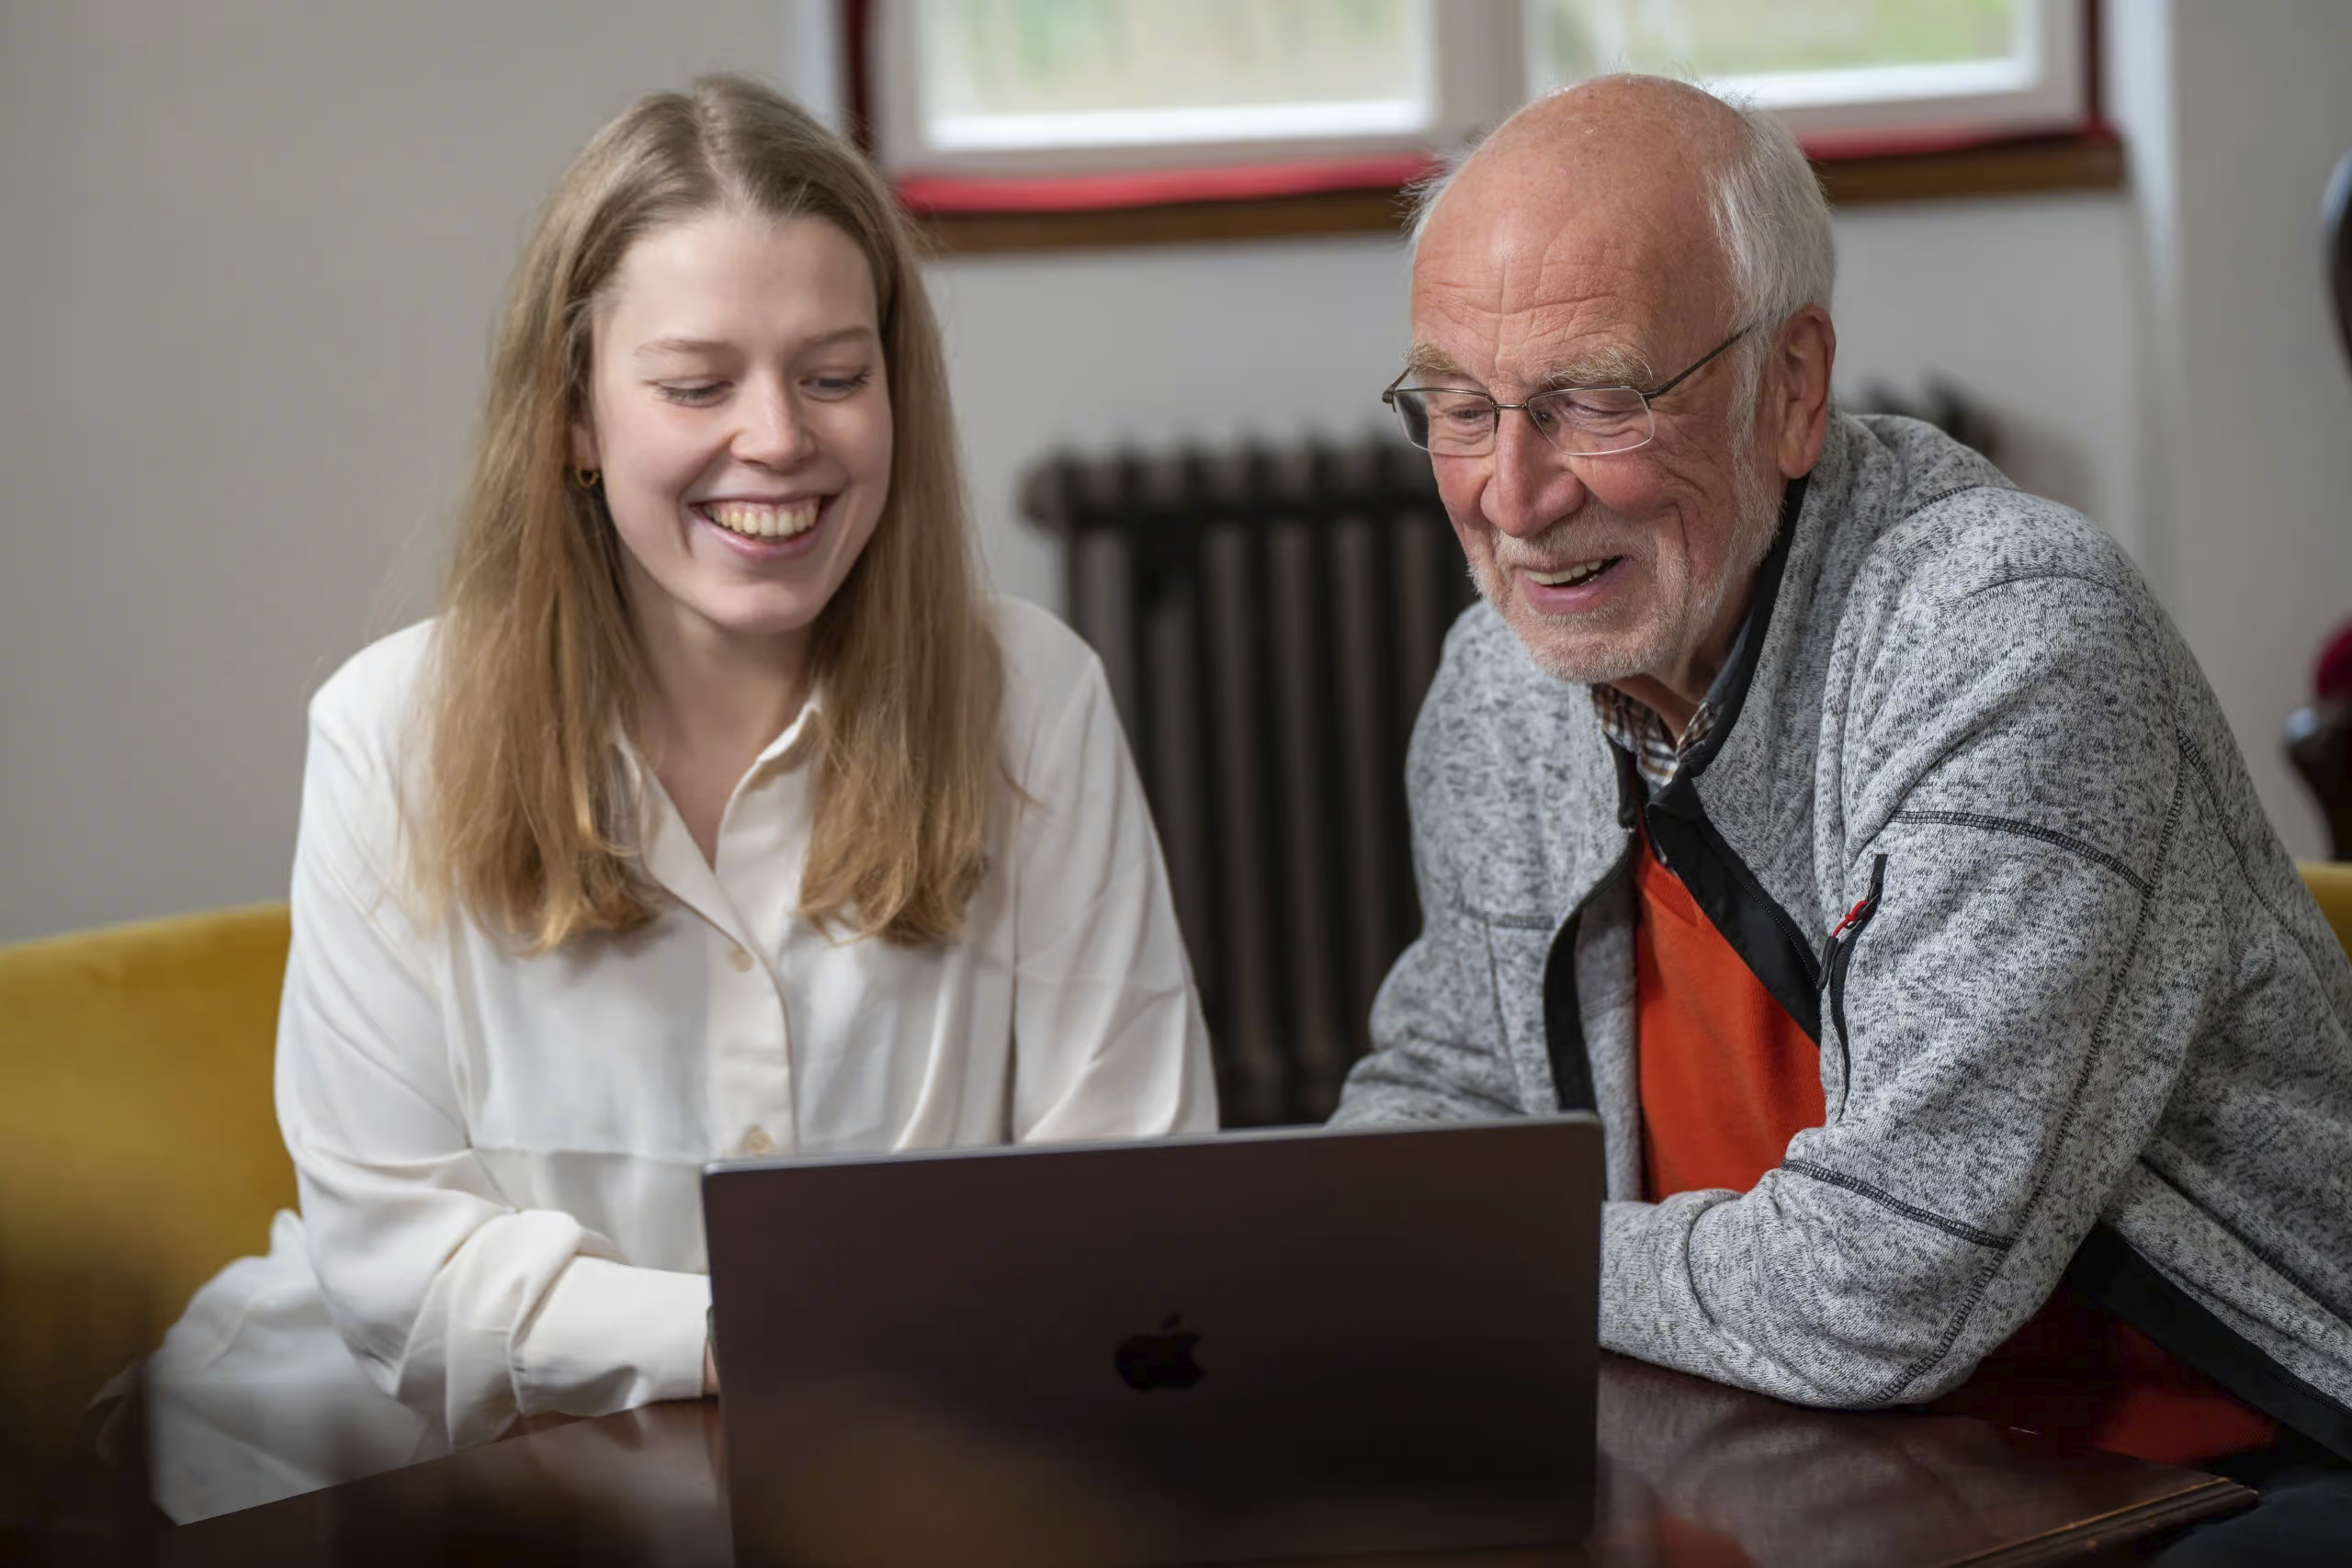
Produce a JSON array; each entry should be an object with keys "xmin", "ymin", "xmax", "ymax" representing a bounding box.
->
[{"xmin": 1475, "ymin": 432, "xmax": 1784, "ymax": 688}]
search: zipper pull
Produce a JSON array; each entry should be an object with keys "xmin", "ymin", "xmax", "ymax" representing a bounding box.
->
[{"xmin": 1830, "ymin": 852, "xmax": 1891, "ymax": 944}]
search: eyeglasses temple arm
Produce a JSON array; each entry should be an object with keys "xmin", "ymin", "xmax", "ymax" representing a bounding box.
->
[{"xmin": 1645, "ymin": 325, "xmax": 1755, "ymax": 402}]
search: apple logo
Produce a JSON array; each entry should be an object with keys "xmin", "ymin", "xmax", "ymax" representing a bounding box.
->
[{"xmin": 1114, "ymin": 1313, "xmax": 1205, "ymax": 1392}]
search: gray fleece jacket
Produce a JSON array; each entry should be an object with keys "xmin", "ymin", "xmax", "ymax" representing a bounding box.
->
[{"xmin": 1332, "ymin": 412, "xmax": 2352, "ymax": 1456}]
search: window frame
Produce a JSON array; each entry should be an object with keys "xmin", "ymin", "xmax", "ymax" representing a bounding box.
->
[
  {"xmin": 865, "ymin": 0, "xmax": 1517, "ymax": 188},
  {"xmin": 842, "ymin": 0, "xmax": 2116, "ymax": 249},
  {"xmin": 1694, "ymin": 0, "xmax": 2088, "ymax": 156}
]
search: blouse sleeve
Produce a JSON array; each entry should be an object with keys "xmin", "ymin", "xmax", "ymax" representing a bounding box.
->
[
  {"xmin": 275, "ymin": 678, "xmax": 708, "ymax": 1451},
  {"xmin": 1006, "ymin": 646, "xmax": 1219, "ymax": 1142}
]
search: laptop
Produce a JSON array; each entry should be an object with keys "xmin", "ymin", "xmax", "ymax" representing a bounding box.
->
[{"xmin": 702, "ymin": 1116, "xmax": 1602, "ymax": 1567}]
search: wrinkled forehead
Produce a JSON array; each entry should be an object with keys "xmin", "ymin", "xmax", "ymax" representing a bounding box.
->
[{"xmin": 1409, "ymin": 162, "xmax": 1730, "ymax": 389}]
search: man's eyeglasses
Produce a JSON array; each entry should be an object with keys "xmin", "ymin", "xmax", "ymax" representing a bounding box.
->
[{"xmin": 1381, "ymin": 327, "xmax": 1752, "ymax": 458}]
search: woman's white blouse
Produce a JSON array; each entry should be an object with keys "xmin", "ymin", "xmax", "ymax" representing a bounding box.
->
[{"xmin": 147, "ymin": 599, "xmax": 1216, "ymax": 1519}]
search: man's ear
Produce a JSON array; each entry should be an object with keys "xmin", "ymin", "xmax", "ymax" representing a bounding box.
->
[{"xmin": 1769, "ymin": 305, "xmax": 1836, "ymax": 479}]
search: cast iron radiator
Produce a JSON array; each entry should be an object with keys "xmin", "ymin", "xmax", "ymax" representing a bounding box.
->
[{"xmin": 1021, "ymin": 438, "xmax": 1477, "ymax": 1127}]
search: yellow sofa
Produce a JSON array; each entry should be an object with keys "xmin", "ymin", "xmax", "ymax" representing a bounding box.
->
[
  {"xmin": 4, "ymin": 866, "xmax": 2350, "ymax": 1461},
  {"xmin": 2304, "ymin": 861, "xmax": 2352, "ymax": 955},
  {"xmin": 0, "ymin": 905, "xmax": 294, "ymax": 1458}
]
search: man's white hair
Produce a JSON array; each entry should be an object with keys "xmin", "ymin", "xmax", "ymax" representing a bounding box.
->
[{"xmin": 1408, "ymin": 80, "xmax": 1837, "ymax": 416}]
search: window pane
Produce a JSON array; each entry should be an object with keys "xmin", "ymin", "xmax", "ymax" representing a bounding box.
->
[
  {"xmin": 916, "ymin": 0, "xmax": 1430, "ymax": 150},
  {"xmin": 1529, "ymin": 0, "xmax": 2024, "ymax": 92}
]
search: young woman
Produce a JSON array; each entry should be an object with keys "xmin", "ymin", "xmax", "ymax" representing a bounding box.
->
[{"xmin": 141, "ymin": 75, "xmax": 1215, "ymax": 1522}]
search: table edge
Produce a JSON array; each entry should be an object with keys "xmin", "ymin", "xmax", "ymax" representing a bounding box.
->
[{"xmin": 1945, "ymin": 1473, "xmax": 2261, "ymax": 1568}]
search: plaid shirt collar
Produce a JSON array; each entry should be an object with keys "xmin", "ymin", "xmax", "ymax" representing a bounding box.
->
[{"xmin": 1590, "ymin": 683, "xmax": 1718, "ymax": 791}]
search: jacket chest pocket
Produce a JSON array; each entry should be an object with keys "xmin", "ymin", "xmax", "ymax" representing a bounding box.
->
[{"xmin": 1820, "ymin": 852, "xmax": 1889, "ymax": 1122}]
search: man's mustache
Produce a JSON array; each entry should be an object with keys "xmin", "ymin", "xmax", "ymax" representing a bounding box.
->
[{"xmin": 1490, "ymin": 526, "xmax": 1649, "ymax": 573}]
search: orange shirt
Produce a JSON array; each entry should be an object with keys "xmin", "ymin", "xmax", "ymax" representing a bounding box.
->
[
  {"xmin": 1630, "ymin": 831, "xmax": 2277, "ymax": 1465},
  {"xmin": 1634, "ymin": 831, "xmax": 1822, "ymax": 1199}
]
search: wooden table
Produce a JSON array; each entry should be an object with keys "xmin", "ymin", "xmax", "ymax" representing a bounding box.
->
[{"xmin": 148, "ymin": 1356, "xmax": 2251, "ymax": 1567}]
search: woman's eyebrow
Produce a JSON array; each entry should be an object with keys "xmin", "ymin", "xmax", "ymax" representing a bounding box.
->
[
  {"xmin": 632, "ymin": 326, "xmax": 879, "ymax": 362},
  {"xmin": 797, "ymin": 325, "xmax": 879, "ymax": 352},
  {"xmin": 633, "ymin": 336, "xmax": 733, "ymax": 361}
]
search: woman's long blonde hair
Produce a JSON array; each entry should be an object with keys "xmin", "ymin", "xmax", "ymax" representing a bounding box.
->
[{"xmin": 413, "ymin": 75, "xmax": 1002, "ymax": 952}]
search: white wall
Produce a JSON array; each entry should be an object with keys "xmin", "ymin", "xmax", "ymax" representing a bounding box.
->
[
  {"xmin": 1832, "ymin": 196, "xmax": 2142, "ymax": 556},
  {"xmin": 2109, "ymin": 0, "xmax": 2352, "ymax": 860},
  {"xmin": 4, "ymin": 2, "xmax": 2341, "ymax": 942},
  {"xmin": 0, "ymin": 0, "xmax": 786, "ymax": 944}
]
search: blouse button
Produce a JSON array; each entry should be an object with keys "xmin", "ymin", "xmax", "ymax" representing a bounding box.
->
[
  {"xmin": 726, "ymin": 945, "xmax": 755, "ymax": 973},
  {"xmin": 741, "ymin": 1127, "xmax": 776, "ymax": 1156}
]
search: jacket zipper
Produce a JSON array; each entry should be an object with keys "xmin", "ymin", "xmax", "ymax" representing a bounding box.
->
[{"xmin": 1824, "ymin": 853, "xmax": 1890, "ymax": 1092}]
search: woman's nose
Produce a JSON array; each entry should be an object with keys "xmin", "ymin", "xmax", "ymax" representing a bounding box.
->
[{"xmin": 735, "ymin": 381, "xmax": 817, "ymax": 468}]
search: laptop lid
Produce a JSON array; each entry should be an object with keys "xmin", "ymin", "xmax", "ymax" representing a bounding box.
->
[{"xmin": 704, "ymin": 1116, "xmax": 1601, "ymax": 1567}]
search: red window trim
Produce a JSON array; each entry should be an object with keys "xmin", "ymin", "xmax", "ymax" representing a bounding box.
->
[{"xmin": 894, "ymin": 153, "xmax": 1441, "ymax": 216}]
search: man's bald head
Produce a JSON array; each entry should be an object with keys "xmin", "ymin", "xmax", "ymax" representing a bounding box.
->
[
  {"xmin": 1413, "ymin": 75, "xmax": 1833, "ymax": 373},
  {"xmin": 1426, "ymin": 75, "xmax": 1747, "ymax": 275}
]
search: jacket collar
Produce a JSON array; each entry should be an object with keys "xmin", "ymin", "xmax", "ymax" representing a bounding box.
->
[{"xmin": 1674, "ymin": 468, "xmax": 1811, "ymax": 784}]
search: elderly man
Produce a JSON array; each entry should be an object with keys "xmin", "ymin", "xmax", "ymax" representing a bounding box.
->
[{"xmin": 1338, "ymin": 75, "xmax": 2352, "ymax": 1556}]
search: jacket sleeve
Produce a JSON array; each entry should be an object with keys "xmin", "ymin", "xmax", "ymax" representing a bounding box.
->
[
  {"xmin": 1007, "ymin": 649, "xmax": 1219, "ymax": 1142},
  {"xmin": 277, "ymin": 685, "xmax": 707, "ymax": 1451},
  {"xmin": 1331, "ymin": 628, "xmax": 1529, "ymax": 1128},
  {"xmin": 1600, "ymin": 553, "xmax": 2199, "ymax": 1407},
  {"xmin": 1329, "ymin": 869, "xmax": 1528, "ymax": 1126}
]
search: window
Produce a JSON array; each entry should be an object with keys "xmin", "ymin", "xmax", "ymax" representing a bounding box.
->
[
  {"xmin": 858, "ymin": 0, "xmax": 2103, "ymax": 224},
  {"xmin": 911, "ymin": 1, "xmax": 1433, "ymax": 154},
  {"xmin": 869, "ymin": 0, "xmax": 1487, "ymax": 210},
  {"xmin": 1526, "ymin": 0, "xmax": 2086, "ymax": 155}
]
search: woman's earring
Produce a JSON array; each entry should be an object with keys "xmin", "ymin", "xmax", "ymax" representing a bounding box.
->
[{"xmin": 571, "ymin": 465, "xmax": 602, "ymax": 491}]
